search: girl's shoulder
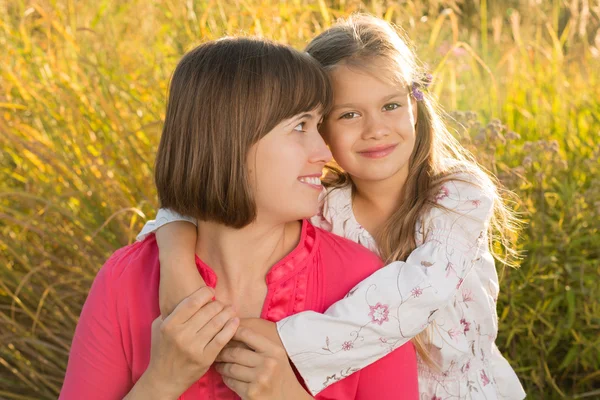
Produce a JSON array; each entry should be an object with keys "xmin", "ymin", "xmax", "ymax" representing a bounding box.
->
[
  {"xmin": 431, "ymin": 163, "xmax": 497, "ymax": 213},
  {"xmin": 420, "ymin": 165, "xmax": 498, "ymax": 245},
  {"xmin": 310, "ymin": 185, "xmax": 353, "ymax": 231}
]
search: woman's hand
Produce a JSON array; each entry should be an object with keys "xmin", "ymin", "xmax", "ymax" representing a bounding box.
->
[
  {"xmin": 214, "ymin": 326, "xmax": 312, "ymax": 400},
  {"xmin": 142, "ymin": 286, "xmax": 240, "ymax": 399}
]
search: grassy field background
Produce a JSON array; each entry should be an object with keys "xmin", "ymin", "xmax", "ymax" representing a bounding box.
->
[{"xmin": 1, "ymin": 0, "xmax": 599, "ymax": 399}]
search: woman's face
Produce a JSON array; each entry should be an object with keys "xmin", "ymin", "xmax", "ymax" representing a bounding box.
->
[
  {"xmin": 247, "ymin": 108, "xmax": 332, "ymax": 223},
  {"xmin": 321, "ymin": 64, "xmax": 418, "ymax": 185}
]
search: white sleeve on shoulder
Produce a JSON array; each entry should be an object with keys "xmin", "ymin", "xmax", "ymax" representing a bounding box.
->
[
  {"xmin": 136, "ymin": 208, "xmax": 198, "ymax": 241},
  {"xmin": 309, "ymin": 188, "xmax": 333, "ymax": 231},
  {"xmin": 276, "ymin": 174, "xmax": 496, "ymax": 396}
]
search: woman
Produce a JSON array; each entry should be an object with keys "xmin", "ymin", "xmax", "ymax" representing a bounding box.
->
[{"xmin": 59, "ymin": 37, "xmax": 418, "ymax": 399}]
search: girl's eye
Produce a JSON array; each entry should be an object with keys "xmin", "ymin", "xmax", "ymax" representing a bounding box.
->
[
  {"xmin": 339, "ymin": 112, "xmax": 359, "ymax": 120},
  {"xmin": 293, "ymin": 122, "xmax": 306, "ymax": 132},
  {"xmin": 383, "ymin": 103, "xmax": 400, "ymax": 111}
]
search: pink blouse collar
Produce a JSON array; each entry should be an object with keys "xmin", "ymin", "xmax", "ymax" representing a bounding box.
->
[{"xmin": 193, "ymin": 219, "xmax": 317, "ymax": 288}]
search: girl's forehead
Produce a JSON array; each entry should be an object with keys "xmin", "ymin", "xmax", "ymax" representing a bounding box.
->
[
  {"xmin": 330, "ymin": 62, "xmax": 409, "ymax": 90},
  {"xmin": 330, "ymin": 66, "xmax": 409, "ymax": 99}
]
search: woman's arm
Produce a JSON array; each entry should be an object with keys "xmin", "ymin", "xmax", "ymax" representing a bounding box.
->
[
  {"xmin": 277, "ymin": 177, "xmax": 496, "ymax": 395},
  {"xmin": 59, "ymin": 260, "xmax": 134, "ymax": 400},
  {"xmin": 60, "ymin": 258, "xmax": 238, "ymax": 400},
  {"xmin": 137, "ymin": 208, "xmax": 206, "ymax": 317}
]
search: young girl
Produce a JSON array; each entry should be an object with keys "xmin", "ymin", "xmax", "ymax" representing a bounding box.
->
[{"xmin": 138, "ymin": 15, "xmax": 525, "ymax": 400}]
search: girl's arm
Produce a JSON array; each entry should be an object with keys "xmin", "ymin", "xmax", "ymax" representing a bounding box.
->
[
  {"xmin": 277, "ymin": 176, "xmax": 496, "ymax": 395},
  {"xmin": 137, "ymin": 209, "xmax": 203, "ymax": 317},
  {"xmin": 155, "ymin": 221, "xmax": 204, "ymax": 317}
]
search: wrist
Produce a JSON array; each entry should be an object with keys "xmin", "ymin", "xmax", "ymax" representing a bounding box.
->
[
  {"xmin": 135, "ymin": 367, "xmax": 182, "ymax": 400},
  {"xmin": 290, "ymin": 382, "xmax": 313, "ymax": 400},
  {"xmin": 158, "ymin": 252, "xmax": 196, "ymax": 268}
]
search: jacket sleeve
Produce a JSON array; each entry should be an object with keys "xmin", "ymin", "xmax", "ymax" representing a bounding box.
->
[{"xmin": 136, "ymin": 208, "xmax": 197, "ymax": 241}]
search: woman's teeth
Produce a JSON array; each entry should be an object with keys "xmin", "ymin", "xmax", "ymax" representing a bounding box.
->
[{"xmin": 299, "ymin": 177, "xmax": 322, "ymax": 185}]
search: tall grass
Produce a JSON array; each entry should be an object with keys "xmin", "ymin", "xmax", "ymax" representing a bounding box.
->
[{"xmin": 1, "ymin": 1, "xmax": 599, "ymax": 399}]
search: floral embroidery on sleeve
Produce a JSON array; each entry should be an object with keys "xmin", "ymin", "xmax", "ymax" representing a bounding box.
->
[{"xmin": 278, "ymin": 174, "xmax": 526, "ymax": 399}]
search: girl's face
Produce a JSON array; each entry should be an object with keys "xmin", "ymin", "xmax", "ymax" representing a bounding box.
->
[
  {"xmin": 321, "ymin": 64, "xmax": 418, "ymax": 185},
  {"xmin": 247, "ymin": 109, "xmax": 332, "ymax": 223}
]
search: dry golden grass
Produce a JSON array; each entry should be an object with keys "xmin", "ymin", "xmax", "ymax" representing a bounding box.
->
[{"xmin": 1, "ymin": 1, "xmax": 599, "ymax": 398}]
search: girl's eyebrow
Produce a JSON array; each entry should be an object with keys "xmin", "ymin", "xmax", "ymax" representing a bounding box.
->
[{"xmin": 330, "ymin": 92, "xmax": 407, "ymax": 112}]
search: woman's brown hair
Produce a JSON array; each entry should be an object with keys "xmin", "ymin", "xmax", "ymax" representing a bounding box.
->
[
  {"xmin": 155, "ymin": 37, "xmax": 332, "ymax": 228},
  {"xmin": 306, "ymin": 14, "xmax": 521, "ymax": 369}
]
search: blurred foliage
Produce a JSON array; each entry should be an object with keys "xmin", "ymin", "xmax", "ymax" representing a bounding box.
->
[{"xmin": 1, "ymin": 0, "xmax": 599, "ymax": 398}]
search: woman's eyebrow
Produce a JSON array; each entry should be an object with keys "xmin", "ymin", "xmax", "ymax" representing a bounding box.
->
[
  {"xmin": 298, "ymin": 113, "xmax": 315, "ymax": 120},
  {"xmin": 283, "ymin": 113, "xmax": 316, "ymax": 128}
]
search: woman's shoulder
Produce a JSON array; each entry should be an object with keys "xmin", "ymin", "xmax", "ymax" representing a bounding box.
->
[
  {"xmin": 95, "ymin": 236, "xmax": 161, "ymax": 291},
  {"xmin": 311, "ymin": 225, "xmax": 383, "ymax": 298},
  {"xmin": 313, "ymin": 225, "xmax": 381, "ymax": 266}
]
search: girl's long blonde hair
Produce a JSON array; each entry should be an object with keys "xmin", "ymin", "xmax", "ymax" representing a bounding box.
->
[{"xmin": 306, "ymin": 14, "xmax": 521, "ymax": 369}]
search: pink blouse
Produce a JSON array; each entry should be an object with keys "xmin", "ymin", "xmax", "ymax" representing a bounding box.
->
[{"xmin": 60, "ymin": 220, "xmax": 418, "ymax": 399}]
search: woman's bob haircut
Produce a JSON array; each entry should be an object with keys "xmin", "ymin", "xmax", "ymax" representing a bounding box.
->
[{"xmin": 155, "ymin": 37, "xmax": 332, "ymax": 228}]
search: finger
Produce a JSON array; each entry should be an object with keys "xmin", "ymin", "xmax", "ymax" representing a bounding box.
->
[
  {"xmin": 232, "ymin": 326, "xmax": 278, "ymax": 354},
  {"xmin": 214, "ymin": 362, "xmax": 255, "ymax": 383},
  {"xmin": 162, "ymin": 286, "xmax": 215, "ymax": 325},
  {"xmin": 195, "ymin": 305, "xmax": 237, "ymax": 343},
  {"xmin": 202, "ymin": 316, "xmax": 240, "ymax": 359},
  {"xmin": 215, "ymin": 346, "xmax": 262, "ymax": 367},
  {"xmin": 221, "ymin": 340, "xmax": 251, "ymax": 352},
  {"xmin": 184, "ymin": 300, "xmax": 226, "ymax": 334},
  {"xmin": 221, "ymin": 376, "xmax": 249, "ymax": 397}
]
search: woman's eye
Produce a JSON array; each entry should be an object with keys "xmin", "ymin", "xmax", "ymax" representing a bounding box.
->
[
  {"xmin": 293, "ymin": 122, "xmax": 306, "ymax": 132},
  {"xmin": 383, "ymin": 103, "xmax": 400, "ymax": 111},
  {"xmin": 339, "ymin": 112, "xmax": 359, "ymax": 120}
]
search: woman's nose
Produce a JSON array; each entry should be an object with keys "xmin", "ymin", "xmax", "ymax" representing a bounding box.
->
[{"xmin": 309, "ymin": 133, "xmax": 333, "ymax": 165}]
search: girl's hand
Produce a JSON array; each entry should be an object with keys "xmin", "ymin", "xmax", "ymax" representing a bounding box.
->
[
  {"xmin": 239, "ymin": 318, "xmax": 283, "ymax": 348},
  {"xmin": 155, "ymin": 221, "xmax": 205, "ymax": 317},
  {"xmin": 144, "ymin": 286, "xmax": 240, "ymax": 399},
  {"xmin": 214, "ymin": 327, "xmax": 312, "ymax": 400}
]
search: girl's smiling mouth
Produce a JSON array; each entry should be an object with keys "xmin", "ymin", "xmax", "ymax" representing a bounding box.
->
[{"xmin": 357, "ymin": 143, "xmax": 398, "ymax": 158}]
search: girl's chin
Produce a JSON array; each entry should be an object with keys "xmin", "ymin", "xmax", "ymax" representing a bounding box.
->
[{"xmin": 346, "ymin": 163, "xmax": 408, "ymax": 183}]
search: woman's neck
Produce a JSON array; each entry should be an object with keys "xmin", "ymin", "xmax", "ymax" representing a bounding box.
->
[{"xmin": 195, "ymin": 218, "xmax": 301, "ymax": 295}]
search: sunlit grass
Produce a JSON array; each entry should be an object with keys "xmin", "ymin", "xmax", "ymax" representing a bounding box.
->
[{"xmin": 1, "ymin": 1, "xmax": 599, "ymax": 398}]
